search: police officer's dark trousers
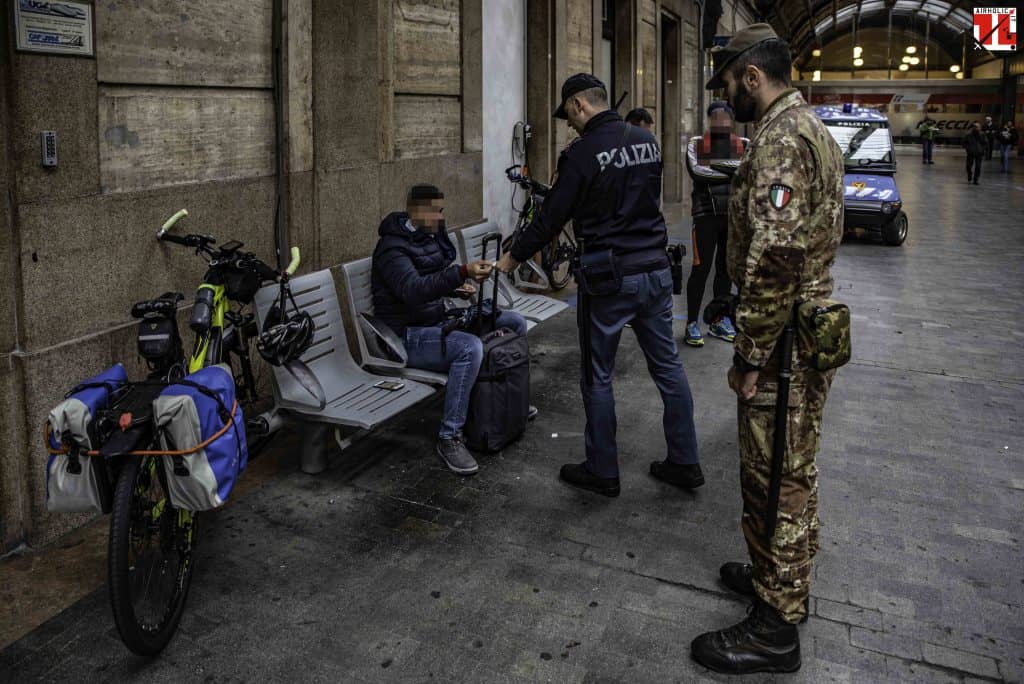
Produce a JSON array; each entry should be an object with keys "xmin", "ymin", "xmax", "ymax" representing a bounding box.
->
[{"xmin": 581, "ymin": 267, "xmax": 699, "ymax": 478}]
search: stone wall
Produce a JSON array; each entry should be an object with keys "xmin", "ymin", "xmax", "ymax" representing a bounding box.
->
[{"xmin": 0, "ymin": 0, "xmax": 484, "ymax": 552}]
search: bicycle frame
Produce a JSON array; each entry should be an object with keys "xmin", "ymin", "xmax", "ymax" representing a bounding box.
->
[{"xmin": 188, "ymin": 283, "xmax": 228, "ymax": 373}]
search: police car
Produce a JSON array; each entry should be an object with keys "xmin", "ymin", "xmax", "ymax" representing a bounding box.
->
[{"xmin": 815, "ymin": 104, "xmax": 908, "ymax": 246}]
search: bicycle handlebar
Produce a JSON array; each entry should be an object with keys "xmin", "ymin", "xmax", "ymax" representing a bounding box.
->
[
  {"xmin": 157, "ymin": 209, "xmax": 189, "ymax": 239},
  {"xmin": 285, "ymin": 247, "xmax": 301, "ymax": 276},
  {"xmin": 157, "ymin": 208, "xmax": 302, "ymax": 282},
  {"xmin": 505, "ymin": 165, "xmax": 550, "ymax": 196}
]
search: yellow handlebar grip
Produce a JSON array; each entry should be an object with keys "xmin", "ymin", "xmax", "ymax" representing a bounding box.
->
[
  {"xmin": 161, "ymin": 209, "xmax": 189, "ymax": 232},
  {"xmin": 286, "ymin": 247, "xmax": 301, "ymax": 276}
]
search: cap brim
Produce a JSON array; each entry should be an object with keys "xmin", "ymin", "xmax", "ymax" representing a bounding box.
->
[
  {"xmin": 552, "ymin": 102, "xmax": 568, "ymax": 119},
  {"xmin": 705, "ymin": 72, "xmax": 726, "ymax": 90}
]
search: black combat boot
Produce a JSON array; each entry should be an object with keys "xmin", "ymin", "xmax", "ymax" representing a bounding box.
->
[
  {"xmin": 719, "ymin": 562, "xmax": 810, "ymax": 624},
  {"xmin": 559, "ymin": 462, "xmax": 620, "ymax": 497},
  {"xmin": 691, "ymin": 599, "xmax": 801, "ymax": 674}
]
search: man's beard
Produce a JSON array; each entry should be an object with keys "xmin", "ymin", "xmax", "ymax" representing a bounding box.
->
[{"xmin": 731, "ymin": 81, "xmax": 758, "ymax": 123}]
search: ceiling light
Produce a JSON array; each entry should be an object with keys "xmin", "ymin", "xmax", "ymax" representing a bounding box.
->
[
  {"xmin": 854, "ymin": 46, "xmax": 863, "ymax": 57},
  {"xmin": 899, "ymin": 64, "xmax": 909, "ymax": 71},
  {"xmin": 813, "ymin": 70, "xmax": 821, "ymax": 81},
  {"xmin": 906, "ymin": 46, "xmax": 917, "ymax": 54},
  {"xmin": 955, "ymin": 72, "xmax": 964, "ymax": 79},
  {"xmin": 902, "ymin": 56, "xmax": 912, "ymax": 63},
  {"xmin": 854, "ymin": 58, "xmax": 864, "ymax": 67},
  {"xmin": 910, "ymin": 57, "xmax": 920, "ymax": 65},
  {"xmin": 949, "ymin": 64, "xmax": 960, "ymax": 73},
  {"xmin": 812, "ymin": 48, "xmax": 822, "ymax": 57}
]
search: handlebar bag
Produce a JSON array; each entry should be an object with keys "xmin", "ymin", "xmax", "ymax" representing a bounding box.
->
[
  {"xmin": 212, "ymin": 265, "xmax": 261, "ymax": 304},
  {"xmin": 153, "ymin": 365, "xmax": 248, "ymax": 511},
  {"xmin": 46, "ymin": 364, "xmax": 129, "ymax": 513}
]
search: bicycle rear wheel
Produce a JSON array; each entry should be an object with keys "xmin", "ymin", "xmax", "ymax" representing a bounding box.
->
[
  {"xmin": 543, "ymin": 231, "xmax": 574, "ymax": 290},
  {"xmin": 108, "ymin": 456, "xmax": 197, "ymax": 656}
]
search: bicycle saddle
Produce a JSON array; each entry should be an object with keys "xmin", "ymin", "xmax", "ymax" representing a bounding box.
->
[{"xmin": 132, "ymin": 292, "xmax": 185, "ymax": 319}]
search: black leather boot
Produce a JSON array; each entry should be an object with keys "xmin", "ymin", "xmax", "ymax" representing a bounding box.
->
[
  {"xmin": 720, "ymin": 562, "xmax": 756, "ymax": 595},
  {"xmin": 559, "ymin": 462, "xmax": 620, "ymax": 497},
  {"xmin": 691, "ymin": 599, "xmax": 801, "ymax": 674},
  {"xmin": 719, "ymin": 562, "xmax": 810, "ymax": 624},
  {"xmin": 649, "ymin": 460, "xmax": 704, "ymax": 489}
]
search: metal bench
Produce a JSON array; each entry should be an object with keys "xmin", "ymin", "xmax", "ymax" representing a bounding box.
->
[
  {"xmin": 456, "ymin": 221, "xmax": 567, "ymax": 325},
  {"xmin": 252, "ymin": 269, "xmax": 435, "ymax": 473},
  {"xmin": 338, "ymin": 258, "xmax": 448, "ymax": 387}
]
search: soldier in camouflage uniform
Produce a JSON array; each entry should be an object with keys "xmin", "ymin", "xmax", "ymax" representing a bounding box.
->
[{"xmin": 690, "ymin": 25, "xmax": 844, "ymax": 675}]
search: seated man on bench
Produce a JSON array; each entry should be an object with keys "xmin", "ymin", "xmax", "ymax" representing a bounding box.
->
[{"xmin": 371, "ymin": 184, "xmax": 533, "ymax": 476}]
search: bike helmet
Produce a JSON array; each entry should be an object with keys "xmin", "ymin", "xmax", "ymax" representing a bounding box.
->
[{"xmin": 257, "ymin": 309, "xmax": 315, "ymax": 366}]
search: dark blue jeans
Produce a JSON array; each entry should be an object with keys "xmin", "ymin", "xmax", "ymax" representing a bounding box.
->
[
  {"xmin": 405, "ymin": 311, "xmax": 528, "ymax": 440},
  {"xmin": 922, "ymin": 139, "xmax": 934, "ymax": 163},
  {"xmin": 581, "ymin": 268, "xmax": 699, "ymax": 477}
]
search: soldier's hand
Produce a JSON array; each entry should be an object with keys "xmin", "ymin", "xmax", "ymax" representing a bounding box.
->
[
  {"xmin": 728, "ymin": 366, "xmax": 760, "ymax": 401},
  {"xmin": 465, "ymin": 260, "xmax": 493, "ymax": 282}
]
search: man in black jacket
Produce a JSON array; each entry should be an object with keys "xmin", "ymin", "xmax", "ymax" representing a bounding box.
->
[
  {"xmin": 372, "ymin": 185, "xmax": 530, "ymax": 475},
  {"xmin": 496, "ymin": 74, "xmax": 701, "ymax": 497},
  {"xmin": 964, "ymin": 123, "xmax": 986, "ymax": 185}
]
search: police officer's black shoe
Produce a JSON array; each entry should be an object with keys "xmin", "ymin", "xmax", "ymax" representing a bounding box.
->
[
  {"xmin": 559, "ymin": 462, "xmax": 620, "ymax": 497},
  {"xmin": 691, "ymin": 599, "xmax": 801, "ymax": 675},
  {"xmin": 719, "ymin": 562, "xmax": 810, "ymax": 624},
  {"xmin": 649, "ymin": 460, "xmax": 704, "ymax": 489}
]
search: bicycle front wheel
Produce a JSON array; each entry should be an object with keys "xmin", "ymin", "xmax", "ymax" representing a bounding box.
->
[{"xmin": 108, "ymin": 456, "xmax": 198, "ymax": 656}]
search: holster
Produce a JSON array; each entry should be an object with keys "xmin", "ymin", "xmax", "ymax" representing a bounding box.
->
[{"xmin": 573, "ymin": 248, "xmax": 622, "ymax": 297}]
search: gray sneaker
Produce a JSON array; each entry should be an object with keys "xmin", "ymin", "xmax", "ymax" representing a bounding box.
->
[{"xmin": 436, "ymin": 437, "xmax": 479, "ymax": 475}]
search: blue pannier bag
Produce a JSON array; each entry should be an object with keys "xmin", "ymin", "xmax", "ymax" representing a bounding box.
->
[
  {"xmin": 153, "ymin": 365, "xmax": 247, "ymax": 511},
  {"xmin": 46, "ymin": 363, "xmax": 129, "ymax": 513}
]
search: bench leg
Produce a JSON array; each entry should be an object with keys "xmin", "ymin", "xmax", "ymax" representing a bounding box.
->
[{"xmin": 299, "ymin": 422, "xmax": 330, "ymax": 474}]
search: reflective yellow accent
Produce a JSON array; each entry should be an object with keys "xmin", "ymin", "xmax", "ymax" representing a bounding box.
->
[
  {"xmin": 286, "ymin": 246, "xmax": 301, "ymax": 275},
  {"xmin": 161, "ymin": 209, "xmax": 189, "ymax": 232},
  {"xmin": 188, "ymin": 283, "xmax": 228, "ymax": 372}
]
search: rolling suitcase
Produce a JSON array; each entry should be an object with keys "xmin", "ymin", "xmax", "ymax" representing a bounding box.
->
[{"xmin": 463, "ymin": 233, "xmax": 531, "ymax": 453}]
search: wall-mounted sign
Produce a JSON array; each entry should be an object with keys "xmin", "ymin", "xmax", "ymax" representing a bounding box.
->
[{"xmin": 14, "ymin": 0, "xmax": 94, "ymax": 57}]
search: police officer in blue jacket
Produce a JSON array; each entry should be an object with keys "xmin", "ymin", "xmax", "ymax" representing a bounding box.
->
[{"xmin": 496, "ymin": 74, "xmax": 702, "ymax": 497}]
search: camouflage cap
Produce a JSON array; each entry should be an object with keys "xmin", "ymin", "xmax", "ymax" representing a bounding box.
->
[{"xmin": 705, "ymin": 23, "xmax": 780, "ymax": 90}]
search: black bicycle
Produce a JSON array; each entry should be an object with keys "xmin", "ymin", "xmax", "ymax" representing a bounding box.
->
[{"xmin": 503, "ymin": 164, "xmax": 575, "ymax": 291}]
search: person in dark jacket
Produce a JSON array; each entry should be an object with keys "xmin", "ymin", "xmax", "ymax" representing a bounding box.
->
[
  {"xmin": 997, "ymin": 121, "xmax": 1019, "ymax": 173},
  {"xmin": 682, "ymin": 101, "xmax": 748, "ymax": 347},
  {"xmin": 964, "ymin": 122, "xmax": 986, "ymax": 185},
  {"xmin": 495, "ymin": 73, "xmax": 702, "ymax": 497},
  {"xmin": 371, "ymin": 184, "xmax": 531, "ymax": 476},
  {"xmin": 981, "ymin": 116, "xmax": 996, "ymax": 160}
]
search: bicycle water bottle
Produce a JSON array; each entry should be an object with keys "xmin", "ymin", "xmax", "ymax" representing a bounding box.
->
[{"xmin": 189, "ymin": 288, "xmax": 215, "ymax": 333}]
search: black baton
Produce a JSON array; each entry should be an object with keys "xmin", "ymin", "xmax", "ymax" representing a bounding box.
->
[
  {"xmin": 764, "ymin": 311, "xmax": 797, "ymax": 541},
  {"xmin": 575, "ymin": 238, "xmax": 592, "ymax": 387}
]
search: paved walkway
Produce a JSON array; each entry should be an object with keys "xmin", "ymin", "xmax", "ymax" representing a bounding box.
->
[{"xmin": 1, "ymin": 153, "xmax": 1022, "ymax": 682}]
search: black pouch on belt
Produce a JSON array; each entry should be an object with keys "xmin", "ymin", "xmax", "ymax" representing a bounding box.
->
[{"xmin": 574, "ymin": 249, "xmax": 623, "ymax": 296}]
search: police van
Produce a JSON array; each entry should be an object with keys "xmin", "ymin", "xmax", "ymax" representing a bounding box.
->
[{"xmin": 815, "ymin": 104, "xmax": 908, "ymax": 246}]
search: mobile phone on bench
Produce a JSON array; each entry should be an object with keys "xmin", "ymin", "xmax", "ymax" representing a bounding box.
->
[{"xmin": 373, "ymin": 379, "xmax": 405, "ymax": 391}]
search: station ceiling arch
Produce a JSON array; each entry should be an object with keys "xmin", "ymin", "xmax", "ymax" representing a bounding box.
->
[{"xmin": 753, "ymin": 1, "xmax": 992, "ymax": 70}]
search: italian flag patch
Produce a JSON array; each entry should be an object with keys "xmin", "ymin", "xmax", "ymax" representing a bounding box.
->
[{"xmin": 769, "ymin": 184, "xmax": 793, "ymax": 209}]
